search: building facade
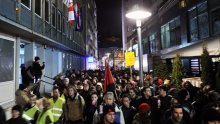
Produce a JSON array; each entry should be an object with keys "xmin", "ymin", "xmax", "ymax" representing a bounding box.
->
[
  {"xmin": 85, "ymin": 0, "xmax": 98, "ymax": 70},
  {"xmin": 125, "ymin": 0, "xmax": 220, "ymax": 75},
  {"xmin": 0, "ymin": 0, "xmax": 97, "ymax": 114}
]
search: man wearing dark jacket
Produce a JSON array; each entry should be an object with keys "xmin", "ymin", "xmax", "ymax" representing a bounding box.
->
[
  {"xmin": 166, "ymin": 104, "xmax": 190, "ymax": 124},
  {"xmin": 32, "ymin": 56, "xmax": 45, "ymax": 83},
  {"xmin": 120, "ymin": 94, "xmax": 136, "ymax": 124}
]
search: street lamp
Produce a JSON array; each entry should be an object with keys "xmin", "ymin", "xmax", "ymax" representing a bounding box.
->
[{"xmin": 126, "ymin": 5, "xmax": 151, "ymax": 87}]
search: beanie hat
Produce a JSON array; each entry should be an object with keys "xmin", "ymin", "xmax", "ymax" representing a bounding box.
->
[
  {"xmin": 138, "ymin": 103, "xmax": 151, "ymax": 113},
  {"xmin": 158, "ymin": 79, "xmax": 163, "ymax": 85},
  {"xmin": 103, "ymin": 105, "xmax": 115, "ymax": 116}
]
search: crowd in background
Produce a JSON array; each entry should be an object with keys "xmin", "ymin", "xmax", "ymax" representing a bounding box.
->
[{"xmin": 0, "ymin": 57, "xmax": 220, "ymax": 124}]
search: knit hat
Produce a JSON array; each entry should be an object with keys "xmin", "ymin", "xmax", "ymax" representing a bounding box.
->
[
  {"xmin": 103, "ymin": 105, "xmax": 115, "ymax": 116},
  {"xmin": 138, "ymin": 103, "xmax": 151, "ymax": 113}
]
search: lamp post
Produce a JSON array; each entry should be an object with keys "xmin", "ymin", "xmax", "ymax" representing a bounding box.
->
[{"xmin": 126, "ymin": 5, "xmax": 151, "ymax": 87}]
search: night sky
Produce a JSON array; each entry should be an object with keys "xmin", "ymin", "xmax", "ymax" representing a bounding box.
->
[{"xmin": 95, "ymin": 0, "xmax": 122, "ymax": 48}]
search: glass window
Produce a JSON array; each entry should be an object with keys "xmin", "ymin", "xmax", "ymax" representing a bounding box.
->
[
  {"xmin": 161, "ymin": 17, "xmax": 181, "ymax": 49},
  {"xmin": 188, "ymin": 1, "xmax": 209, "ymax": 42},
  {"xmin": 198, "ymin": 12, "xmax": 209, "ymax": 38},
  {"xmin": 35, "ymin": 0, "xmax": 41, "ymax": 16},
  {"xmin": 149, "ymin": 33, "xmax": 159, "ymax": 53},
  {"xmin": 212, "ymin": 9, "xmax": 220, "ymax": 35},
  {"xmin": 21, "ymin": 0, "xmax": 31, "ymax": 9},
  {"xmin": 52, "ymin": 4, "xmax": 56, "ymax": 27},
  {"xmin": 57, "ymin": 11, "xmax": 61, "ymax": 31},
  {"xmin": 45, "ymin": 0, "xmax": 50, "ymax": 23},
  {"xmin": 161, "ymin": 23, "xmax": 170, "ymax": 49}
]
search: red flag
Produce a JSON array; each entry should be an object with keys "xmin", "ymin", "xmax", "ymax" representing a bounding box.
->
[{"xmin": 103, "ymin": 60, "xmax": 115, "ymax": 93}]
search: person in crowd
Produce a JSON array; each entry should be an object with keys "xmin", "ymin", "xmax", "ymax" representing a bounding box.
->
[
  {"xmin": 60, "ymin": 86, "xmax": 68, "ymax": 102},
  {"xmin": 22, "ymin": 95, "xmax": 39, "ymax": 124},
  {"xmin": 166, "ymin": 104, "xmax": 191, "ymax": 124},
  {"xmin": 128, "ymin": 88, "xmax": 139, "ymax": 109},
  {"xmin": 202, "ymin": 107, "xmax": 220, "ymax": 124},
  {"xmin": 85, "ymin": 92, "xmax": 99, "ymax": 124},
  {"xmin": 182, "ymin": 81, "xmax": 199, "ymax": 102},
  {"xmin": 54, "ymin": 74, "xmax": 65, "ymax": 94},
  {"xmin": 36, "ymin": 98, "xmax": 54, "ymax": 124},
  {"xmin": 15, "ymin": 84, "xmax": 31, "ymax": 108},
  {"xmin": 63, "ymin": 85, "xmax": 85, "ymax": 124},
  {"xmin": 137, "ymin": 87, "xmax": 159, "ymax": 124},
  {"xmin": 93, "ymin": 92, "xmax": 125, "ymax": 124},
  {"xmin": 177, "ymin": 89, "xmax": 192, "ymax": 115},
  {"xmin": 32, "ymin": 56, "xmax": 45, "ymax": 83},
  {"xmin": 163, "ymin": 97, "xmax": 179, "ymax": 121},
  {"xmin": 0, "ymin": 106, "xmax": 6, "ymax": 124},
  {"xmin": 157, "ymin": 85, "xmax": 172, "ymax": 112},
  {"xmin": 49, "ymin": 86, "xmax": 65, "ymax": 124},
  {"xmin": 120, "ymin": 94, "xmax": 136, "ymax": 124},
  {"xmin": 6, "ymin": 105, "xmax": 28, "ymax": 124},
  {"xmin": 80, "ymin": 80, "xmax": 91, "ymax": 111},
  {"xmin": 21, "ymin": 64, "xmax": 29, "ymax": 85},
  {"xmin": 96, "ymin": 105, "xmax": 120, "ymax": 124},
  {"xmin": 132, "ymin": 103, "xmax": 151, "ymax": 124}
]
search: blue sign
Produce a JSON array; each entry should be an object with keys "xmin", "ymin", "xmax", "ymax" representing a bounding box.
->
[{"xmin": 88, "ymin": 57, "xmax": 94, "ymax": 63}]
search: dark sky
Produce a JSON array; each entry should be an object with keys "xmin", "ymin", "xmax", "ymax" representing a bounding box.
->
[{"xmin": 95, "ymin": 0, "xmax": 122, "ymax": 48}]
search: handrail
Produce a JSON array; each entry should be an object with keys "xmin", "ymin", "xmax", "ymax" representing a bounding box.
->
[{"xmin": 40, "ymin": 80, "xmax": 53, "ymax": 86}]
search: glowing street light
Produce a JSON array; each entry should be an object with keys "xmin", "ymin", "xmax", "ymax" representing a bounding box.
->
[{"xmin": 126, "ymin": 5, "xmax": 151, "ymax": 87}]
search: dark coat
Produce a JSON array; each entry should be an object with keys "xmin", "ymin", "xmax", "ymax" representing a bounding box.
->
[
  {"xmin": 6, "ymin": 117, "xmax": 28, "ymax": 124},
  {"xmin": 32, "ymin": 62, "xmax": 44, "ymax": 76}
]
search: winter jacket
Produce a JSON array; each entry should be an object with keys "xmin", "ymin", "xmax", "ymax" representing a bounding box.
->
[
  {"xmin": 63, "ymin": 93, "xmax": 85, "ymax": 121},
  {"xmin": 132, "ymin": 113, "xmax": 151, "ymax": 124}
]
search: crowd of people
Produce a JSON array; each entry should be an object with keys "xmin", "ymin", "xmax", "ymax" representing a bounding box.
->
[{"xmin": 0, "ymin": 59, "xmax": 220, "ymax": 124}]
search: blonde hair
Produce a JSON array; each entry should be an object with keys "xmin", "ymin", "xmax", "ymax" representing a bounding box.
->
[{"xmin": 42, "ymin": 98, "xmax": 51, "ymax": 109}]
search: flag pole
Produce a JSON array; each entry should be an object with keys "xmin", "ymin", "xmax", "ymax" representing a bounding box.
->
[{"xmin": 130, "ymin": 66, "xmax": 132, "ymax": 80}]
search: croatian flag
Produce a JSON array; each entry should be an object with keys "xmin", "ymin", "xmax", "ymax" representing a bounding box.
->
[
  {"xmin": 75, "ymin": 7, "xmax": 83, "ymax": 32},
  {"xmin": 68, "ymin": 0, "xmax": 74, "ymax": 25}
]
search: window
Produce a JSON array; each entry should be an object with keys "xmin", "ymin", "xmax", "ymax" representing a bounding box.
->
[
  {"xmin": 161, "ymin": 17, "xmax": 181, "ymax": 49},
  {"xmin": 161, "ymin": 23, "xmax": 170, "ymax": 49},
  {"xmin": 188, "ymin": 1, "xmax": 209, "ymax": 42},
  {"xmin": 45, "ymin": 0, "xmax": 50, "ymax": 23},
  {"xmin": 35, "ymin": 0, "xmax": 41, "ymax": 16},
  {"xmin": 149, "ymin": 33, "xmax": 159, "ymax": 53},
  {"xmin": 21, "ymin": 0, "xmax": 31, "ymax": 9},
  {"xmin": 142, "ymin": 37, "xmax": 149, "ymax": 54},
  {"xmin": 57, "ymin": 11, "xmax": 61, "ymax": 31},
  {"xmin": 62, "ymin": 17, "xmax": 66, "ymax": 34},
  {"xmin": 52, "ymin": 4, "xmax": 56, "ymax": 27},
  {"xmin": 212, "ymin": 9, "xmax": 220, "ymax": 35}
]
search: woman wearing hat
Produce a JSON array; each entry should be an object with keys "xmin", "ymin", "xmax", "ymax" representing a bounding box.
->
[{"xmin": 132, "ymin": 103, "xmax": 151, "ymax": 124}]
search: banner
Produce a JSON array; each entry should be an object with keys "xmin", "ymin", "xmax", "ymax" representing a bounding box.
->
[{"xmin": 125, "ymin": 52, "xmax": 135, "ymax": 66}]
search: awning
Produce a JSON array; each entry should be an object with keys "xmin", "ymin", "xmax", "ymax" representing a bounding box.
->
[{"xmin": 161, "ymin": 37, "xmax": 220, "ymax": 59}]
